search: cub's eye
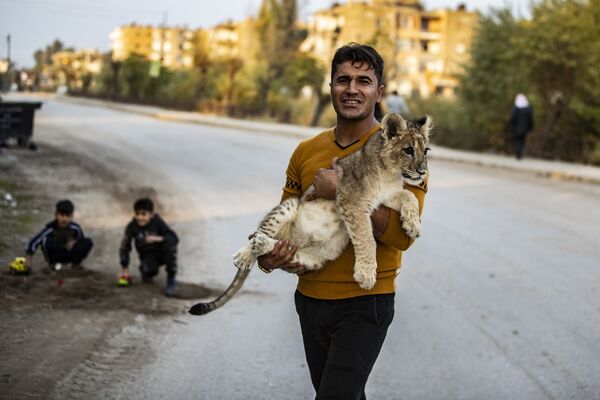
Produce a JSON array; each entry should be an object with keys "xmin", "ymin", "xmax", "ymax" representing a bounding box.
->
[
  {"xmin": 425, "ymin": 147, "xmax": 431, "ymax": 156},
  {"xmin": 403, "ymin": 147, "xmax": 414, "ymax": 156}
]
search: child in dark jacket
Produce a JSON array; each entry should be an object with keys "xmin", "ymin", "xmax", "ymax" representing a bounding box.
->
[
  {"xmin": 25, "ymin": 199, "xmax": 93, "ymax": 271},
  {"xmin": 119, "ymin": 198, "xmax": 178, "ymax": 297}
]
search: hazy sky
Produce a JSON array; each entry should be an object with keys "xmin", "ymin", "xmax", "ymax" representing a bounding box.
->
[{"xmin": 0, "ymin": 0, "xmax": 532, "ymax": 68}]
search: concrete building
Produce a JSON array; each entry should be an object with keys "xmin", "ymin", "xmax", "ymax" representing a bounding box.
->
[
  {"xmin": 110, "ymin": 24, "xmax": 195, "ymax": 69},
  {"xmin": 44, "ymin": 49, "xmax": 103, "ymax": 90},
  {"xmin": 198, "ymin": 18, "xmax": 260, "ymax": 63},
  {"xmin": 300, "ymin": 0, "xmax": 478, "ymax": 98}
]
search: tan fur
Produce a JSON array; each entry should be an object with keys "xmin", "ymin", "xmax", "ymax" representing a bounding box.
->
[{"xmin": 189, "ymin": 113, "xmax": 431, "ymax": 315}]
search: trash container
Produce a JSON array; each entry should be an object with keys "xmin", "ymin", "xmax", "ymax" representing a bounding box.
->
[{"xmin": 0, "ymin": 101, "xmax": 43, "ymax": 146}]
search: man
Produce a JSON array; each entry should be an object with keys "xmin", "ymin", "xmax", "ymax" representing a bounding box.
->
[
  {"xmin": 385, "ymin": 89, "xmax": 411, "ymax": 116},
  {"xmin": 258, "ymin": 43, "xmax": 427, "ymax": 399}
]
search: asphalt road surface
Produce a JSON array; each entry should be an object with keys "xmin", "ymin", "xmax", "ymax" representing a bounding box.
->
[{"xmin": 20, "ymin": 96, "xmax": 600, "ymax": 399}]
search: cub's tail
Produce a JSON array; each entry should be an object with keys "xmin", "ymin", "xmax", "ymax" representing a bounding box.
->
[{"xmin": 188, "ymin": 268, "xmax": 250, "ymax": 316}]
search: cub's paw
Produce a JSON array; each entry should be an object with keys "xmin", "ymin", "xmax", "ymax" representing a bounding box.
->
[
  {"xmin": 233, "ymin": 247, "xmax": 255, "ymax": 270},
  {"xmin": 400, "ymin": 208, "xmax": 421, "ymax": 239},
  {"xmin": 250, "ymin": 234, "xmax": 272, "ymax": 256},
  {"xmin": 353, "ymin": 264, "xmax": 377, "ymax": 290}
]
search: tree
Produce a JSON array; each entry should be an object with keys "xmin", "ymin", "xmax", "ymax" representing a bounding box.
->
[{"xmin": 459, "ymin": 8, "xmax": 531, "ymax": 151}]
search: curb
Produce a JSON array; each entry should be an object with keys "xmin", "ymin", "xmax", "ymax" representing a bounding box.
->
[{"xmin": 55, "ymin": 95, "xmax": 600, "ymax": 186}]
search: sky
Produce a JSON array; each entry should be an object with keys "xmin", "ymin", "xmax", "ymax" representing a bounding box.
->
[{"xmin": 0, "ymin": 0, "xmax": 533, "ymax": 68}]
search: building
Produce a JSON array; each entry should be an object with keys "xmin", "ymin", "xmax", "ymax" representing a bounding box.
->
[
  {"xmin": 196, "ymin": 17, "xmax": 260, "ymax": 64},
  {"xmin": 110, "ymin": 23, "xmax": 195, "ymax": 69},
  {"xmin": 43, "ymin": 49, "xmax": 103, "ymax": 90},
  {"xmin": 300, "ymin": 0, "xmax": 478, "ymax": 97}
]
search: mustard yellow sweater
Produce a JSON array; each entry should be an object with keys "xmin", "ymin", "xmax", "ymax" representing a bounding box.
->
[{"xmin": 282, "ymin": 125, "xmax": 427, "ymax": 299}]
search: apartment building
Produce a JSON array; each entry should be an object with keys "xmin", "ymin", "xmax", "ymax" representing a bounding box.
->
[
  {"xmin": 110, "ymin": 23, "xmax": 195, "ymax": 69},
  {"xmin": 300, "ymin": 0, "xmax": 478, "ymax": 97}
]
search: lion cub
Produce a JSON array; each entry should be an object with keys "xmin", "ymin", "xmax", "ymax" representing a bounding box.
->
[{"xmin": 189, "ymin": 113, "xmax": 430, "ymax": 315}]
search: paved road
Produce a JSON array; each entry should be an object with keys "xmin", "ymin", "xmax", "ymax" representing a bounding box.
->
[{"xmin": 23, "ymin": 96, "xmax": 600, "ymax": 399}]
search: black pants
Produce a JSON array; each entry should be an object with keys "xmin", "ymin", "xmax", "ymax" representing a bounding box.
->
[
  {"xmin": 139, "ymin": 236, "xmax": 177, "ymax": 278},
  {"xmin": 295, "ymin": 290, "xmax": 395, "ymax": 400},
  {"xmin": 42, "ymin": 237, "xmax": 94, "ymax": 265},
  {"xmin": 512, "ymin": 134, "xmax": 527, "ymax": 159}
]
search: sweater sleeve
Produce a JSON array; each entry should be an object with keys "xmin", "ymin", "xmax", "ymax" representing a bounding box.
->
[
  {"xmin": 377, "ymin": 178, "xmax": 428, "ymax": 251},
  {"xmin": 282, "ymin": 143, "xmax": 304, "ymax": 200}
]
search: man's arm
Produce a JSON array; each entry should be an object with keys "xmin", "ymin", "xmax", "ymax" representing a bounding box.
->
[
  {"xmin": 257, "ymin": 144, "xmax": 304, "ymax": 272},
  {"xmin": 377, "ymin": 182, "xmax": 427, "ymax": 251},
  {"xmin": 305, "ymin": 161, "xmax": 391, "ymax": 237}
]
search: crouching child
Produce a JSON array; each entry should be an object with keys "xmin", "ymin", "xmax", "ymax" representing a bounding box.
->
[
  {"xmin": 24, "ymin": 199, "xmax": 94, "ymax": 271},
  {"xmin": 119, "ymin": 198, "xmax": 179, "ymax": 297}
]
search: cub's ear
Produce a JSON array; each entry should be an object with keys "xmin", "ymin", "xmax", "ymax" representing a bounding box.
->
[
  {"xmin": 417, "ymin": 115, "xmax": 433, "ymax": 139},
  {"xmin": 381, "ymin": 112, "xmax": 408, "ymax": 138}
]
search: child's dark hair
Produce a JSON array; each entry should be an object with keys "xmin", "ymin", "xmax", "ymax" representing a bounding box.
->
[
  {"xmin": 134, "ymin": 198, "xmax": 154, "ymax": 213},
  {"xmin": 331, "ymin": 43, "xmax": 384, "ymax": 85},
  {"xmin": 55, "ymin": 199, "xmax": 74, "ymax": 215}
]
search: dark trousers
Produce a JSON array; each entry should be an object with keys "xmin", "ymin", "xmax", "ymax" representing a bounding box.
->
[
  {"xmin": 295, "ymin": 290, "xmax": 395, "ymax": 400},
  {"xmin": 42, "ymin": 237, "xmax": 94, "ymax": 265},
  {"xmin": 512, "ymin": 134, "xmax": 527, "ymax": 159},
  {"xmin": 139, "ymin": 236, "xmax": 177, "ymax": 278}
]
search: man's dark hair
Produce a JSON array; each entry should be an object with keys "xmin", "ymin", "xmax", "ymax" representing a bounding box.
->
[
  {"xmin": 134, "ymin": 198, "xmax": 154, "ymax": 213},
  {"xmin": 331, "ymin": 43, "xmax": 384, "ymax": 85},
  {"xmin": 55, "ymin": 199, "xmax": 74, "ymax": 215}
]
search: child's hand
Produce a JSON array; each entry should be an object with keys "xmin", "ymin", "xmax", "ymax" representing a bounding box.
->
[
  {"xmin": 65, "ymin": 239, "xmax": 76, "ymax": 251},
  {"xmin": 145, "ymin": 235, "xmax": 164, "ymax": 244}
]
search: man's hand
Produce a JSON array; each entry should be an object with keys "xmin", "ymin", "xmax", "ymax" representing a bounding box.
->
[
  {"xmin": 371, "ymin": 205, "xmax": 391, "ymax": 239},
  {"xmin": 306, "ymin": 158, "xmax": 339, "ymax": 201},
  {"xmin": 25, "ymin": 255, "xmax": 33, "ymax": 270},
  {"xmin": 145, "ymin": 235, "xmax": 164, "ymax": 244},
  {"xmin": 257, "ymin": 240, "xmax": 301, "ymax": 272}
]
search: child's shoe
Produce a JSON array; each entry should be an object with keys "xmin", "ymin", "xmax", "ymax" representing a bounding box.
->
[
  {"xmin": 118, "ymin": 274, "xmax": 132, "ymax": 287},
  {"xmin": 164, "ymin": 275, "xmax": 176, "ymax": 297}
]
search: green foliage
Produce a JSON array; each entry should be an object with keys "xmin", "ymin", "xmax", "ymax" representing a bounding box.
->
[
  {"xmin": 459, "ymin": 8, "xmax": 532, "ymax": 150},
  {"xmin": 118, "ymin": 53, "xmax": 151, "ymax": 101},
  {"xmin": 453, "ymin": 0, "xmax": 600, "ymax": 162},
  {"xmin": 283, "ymin": 55, "xmax": 326, "ymax": 96}
]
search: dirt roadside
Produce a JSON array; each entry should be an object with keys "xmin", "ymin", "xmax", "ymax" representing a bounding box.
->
[{"xmin": 0, "ymin": 144, "xmax": 218, "ymax": 400}]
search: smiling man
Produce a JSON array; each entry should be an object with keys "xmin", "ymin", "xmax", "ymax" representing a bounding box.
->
[{"xmin": 257, "ymin": 43, "xmax": 427, "ymax": 399}]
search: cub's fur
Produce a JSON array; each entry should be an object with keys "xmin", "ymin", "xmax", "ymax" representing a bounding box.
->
[{"xmin": 189, "ymin": 113, "xmax": 431, "ymax": 316}]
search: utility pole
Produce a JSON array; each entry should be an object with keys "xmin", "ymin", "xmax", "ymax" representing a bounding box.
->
[{"xmin": 7, "ymin": 34, "xmax": 11, "ymax": 65}]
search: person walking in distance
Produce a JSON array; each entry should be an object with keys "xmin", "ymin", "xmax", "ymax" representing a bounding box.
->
[{"xmin": 508, "ymin": 93, "xmax": 534, "ymax": 159}]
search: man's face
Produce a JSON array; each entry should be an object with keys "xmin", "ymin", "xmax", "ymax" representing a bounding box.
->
[
  {"xmin": 330, "ymin": 61, "xmax": 384, "ymax": 122},
  {"xmin": 134, "ymin": 210, "xmax": 153, "ymax": 227},
  {"xmin": 55, "ymin": 212, "xmax": 73, "ymax": 228}
]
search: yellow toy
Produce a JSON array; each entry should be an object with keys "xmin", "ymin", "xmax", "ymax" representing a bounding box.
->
[{"xmin": 9, "ymin": 257, "xmax": 29, "ymax": 275}]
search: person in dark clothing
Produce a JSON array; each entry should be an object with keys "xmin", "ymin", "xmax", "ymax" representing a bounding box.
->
[
  {"xmin": 119, "ymin": 198, "xmax": 179, "ymax": 297},
  {"xmin": 24, "ymin": 199, "xmax": 94, "ymax": 271},
  {"xmin": 508, "ymin": 93, "xmax": 534, "ymax": 160}
]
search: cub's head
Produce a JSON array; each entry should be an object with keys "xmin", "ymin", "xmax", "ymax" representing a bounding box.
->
[{"xmin": 380, "ymin": 112, "xmax": 431, "ymax": 185}]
